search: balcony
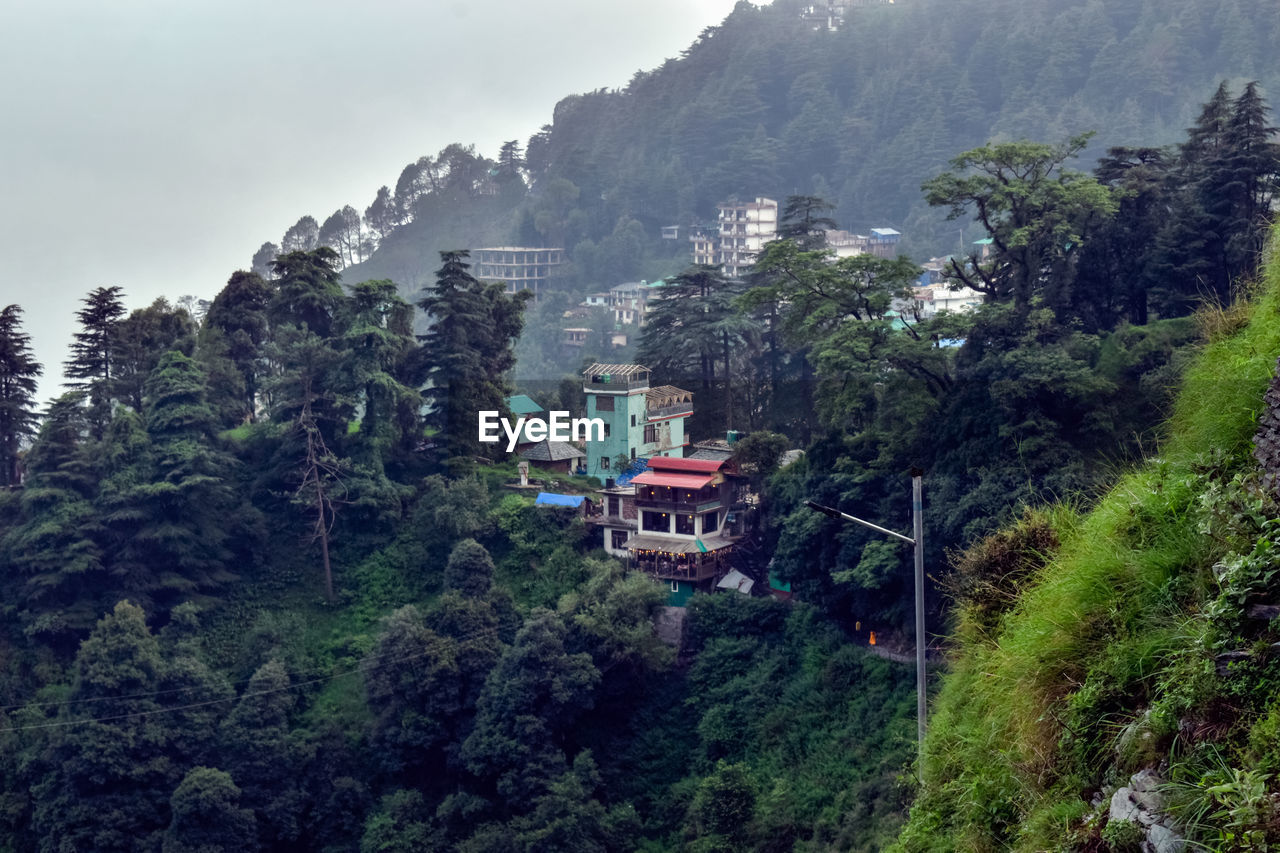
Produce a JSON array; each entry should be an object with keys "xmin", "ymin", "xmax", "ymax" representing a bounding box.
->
[
  {"xmin": 646, "ymin": 403, "xmax": 692, "ymax": 421},
  {"xmin": 584, "ymin": 377, "xmax": 649, "ymax": 392},
  {"xmin": 631, "ymin": 552, "xmax": 725, "ymax": 582}
]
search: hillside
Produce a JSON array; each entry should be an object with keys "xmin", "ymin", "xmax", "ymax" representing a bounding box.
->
[
  {"xmin": 320, "ymin": 0, "xmax": 1280, "ymax": 294},
  {"xmin": 894, "ymin": 228, "xmax": 1280, "ymax": 849}
]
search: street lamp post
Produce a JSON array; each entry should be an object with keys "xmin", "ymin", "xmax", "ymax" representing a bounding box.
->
[{"xmin": 805, "ymin": 468, "xmax": 927, "ymax": 783}]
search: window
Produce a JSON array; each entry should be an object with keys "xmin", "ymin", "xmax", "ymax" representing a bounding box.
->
[
  {"xmin": 611, "ymin": 530, "xmax": 629, "ymax": 550},
  {"xmin": 603, "ymin": 423, "xmax": 611, "ymax": 438},
  {"xmin": 608, "ymin": 496, "xmax": 620, "ymax": 517},
  {"xmin": 670, "ymin": 580, "xmax": 679, "ymax": 592},
  {"xmin": 631, "ymin": 447, "xmax": 636, "ymax": 460},
  {"xmin": 601, "ymin": 457, "xmax": 610, "ymax": 469},
  {"xmin": 675, "ymin": 514, "xmax": 695, "ymax": 535},
  {"xmin": 641, "ymin": 511, "xmax": 668, "ymax": 533},
  {"xmin": 702, "ymin": 512, "xmax": 718, "ymax": 534},
  {"xmin": 596, "ymin": 396, "xmax": 614, "ymax": 411},
  {"xmin": 631, "ymin": 414, "xmax": 636, "ymax": 427},
  {"xmin": 644, "ymin": 424, "xmax": 657, "ymax": 444}
]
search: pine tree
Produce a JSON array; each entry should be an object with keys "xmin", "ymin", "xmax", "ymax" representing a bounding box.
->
[
  {"xmin": 0, "ymin": 304, "xmax": 42, "ymax": 487},
  {"xmin": 203, "ymin": 270, "xmax": 272, "ymax": 423},
  {"xmin": 96, "ymin": 354, "xmax": 238, "ymax": 611},
  {"xmin": 32, "ymin": 601, "xmax": 180, "ymax": 851},
  {"xmin": 416, "ymin": 251, "xmax": 531, "ymax": 461},
  {"xmin": 3, "ymin": 392, "xmax": 104, "ymax": 641},
  {"xmin": 269, "ymin": 248, "xmax": 344, "ymax": 337},
  {"xmin": 218, "ymin": 660, "xmax": 305, "ymax": 847},
  {"xmin": 339, "ymin": 280, "xmax": 420, "ymax": 471},
  {"xmin": 64, "ymin": 286, "xmax": 126, "ymax": 437}
]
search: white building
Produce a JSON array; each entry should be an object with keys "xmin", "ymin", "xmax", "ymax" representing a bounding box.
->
[{"xmin": 692, "ymin": 197, "xmax": 779, "ymax": 278}]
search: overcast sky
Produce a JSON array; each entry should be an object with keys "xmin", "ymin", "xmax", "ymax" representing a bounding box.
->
[{"xmin": 0, "ymin": 0, "xmax": 749, "ymax": 401}]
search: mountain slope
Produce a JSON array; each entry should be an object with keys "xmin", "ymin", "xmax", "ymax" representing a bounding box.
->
[{"xmin": 894, "ymin": 230, "xmax": 1280, "ymax": 849}]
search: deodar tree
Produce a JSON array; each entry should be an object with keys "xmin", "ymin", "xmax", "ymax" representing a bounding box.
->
[{"xmin": 0, "ymin": 304, "xmax": 41, "ymax": 488}]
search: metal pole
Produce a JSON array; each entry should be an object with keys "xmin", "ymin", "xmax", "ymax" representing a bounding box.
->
[{"xmin": 912, "ymin": 470, "xmax": 926, "ymax": 784}]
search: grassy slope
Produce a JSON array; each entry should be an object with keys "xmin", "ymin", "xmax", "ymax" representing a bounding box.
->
[{"xmin": 894, "ymin": 232, "xmax": 1280, "ymax": 850}]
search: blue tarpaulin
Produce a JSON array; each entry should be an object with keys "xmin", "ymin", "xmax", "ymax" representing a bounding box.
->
[{"xmin": 535, "ymin": 493, "xmax": 585, "ymax": 508}]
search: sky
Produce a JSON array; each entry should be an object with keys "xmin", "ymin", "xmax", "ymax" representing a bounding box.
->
[{"xmin": 0, "ymin": 0, "xmax": 749, "ymax": 401}]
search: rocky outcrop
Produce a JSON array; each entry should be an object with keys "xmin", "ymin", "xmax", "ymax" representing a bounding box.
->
[
  {"xmin": 1252, "ymin": 356, "xmax": 1280, "ymax": 493},
  {"xmin": 1103, "ymin": 769, "xmax": 1185, "ymax": 853}
]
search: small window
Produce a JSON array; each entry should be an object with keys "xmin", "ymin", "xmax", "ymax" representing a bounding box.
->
[
  {"xmin": 644, "ymin": 424, "xmax": 657, "ymax": 444},
  {"xmin": 631, "ymin": 414, "xmax": 636, "ymax": 427},
  {"xmin": 603, "ymin": 423, "xmax": 611, "ymax": 438},
  {"xmin": 670, "ymin": 581, "xmax": 679, "ymax": 592},
  {"xmin": 611, "ymin": 530, "xmax": 628, "ymax": 550},
  {"xmin": 631, "ymin": 448, "xmax": 636, "ymax": 460},
  {"xmin": 596, "ymin": 396, "xmax": 614, "ymax": 411},
  {"xmin": 601, "ymin": 457, "xmax": 610, "ymax": 469}
]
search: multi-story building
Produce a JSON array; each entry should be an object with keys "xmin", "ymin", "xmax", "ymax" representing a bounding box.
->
[
  {"xmin": 692, "ymin": 197, "xmax": 779, "ymax": 277},
  {"xmin": 581, "ymin": 363, "xmax": 692, "ymax": 483},
  {"xmin": 473, "ymin": 247, "xmax": 564, "ymax": 295},
  {"xmin": 823, "ymin": 227, "xmax": 902, "ymax": 259},
  {"xmin": 625, "ymin": 456, "xmax": 746, "ymax": 605}
]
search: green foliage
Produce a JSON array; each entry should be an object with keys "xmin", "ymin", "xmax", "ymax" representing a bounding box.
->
[
  {"xmin": 416, "ymin": 250, "xmax": 531, "ymax": 463},
  {"xmin": 0, "ymin": 304, "xmax": 42, "ymax": 488},
  {"xmin": 163, "ymin": 767, "xmax": 258, "ymax": 853},
  {"xmin": 893, "ymin": 225, "xmax": 1280, "ymax": 850}
]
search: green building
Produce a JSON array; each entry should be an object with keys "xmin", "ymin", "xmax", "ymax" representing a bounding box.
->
[{"xmin": 581, "ymin": 364, "xmax": 692, "ymax": 482}]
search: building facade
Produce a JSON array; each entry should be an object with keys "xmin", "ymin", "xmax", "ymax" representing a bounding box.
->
[
  {"xmin": 581, "ymin": 364, "xmax": 692, "ymax": 482},
  {"xmin": 473, "ymin": 247, "xmax": 564, "ymax": 295},
  {"xmin": 692, "ymin": 197, "xmax": 779, "ymax": 277}
]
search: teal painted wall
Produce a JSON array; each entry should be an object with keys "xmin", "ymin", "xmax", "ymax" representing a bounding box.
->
[
  {"xmin": 666, "ymin": 580, "xmax": 695, "ymax": 607},
  {"xmin": 584, "ymin": 389, "xmax": 647, "ymax": 481}
]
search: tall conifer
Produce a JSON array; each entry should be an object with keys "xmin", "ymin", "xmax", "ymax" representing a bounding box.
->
[{"xmin": 0, "ymin": 304, "xmax": 42, "ymax": 487}]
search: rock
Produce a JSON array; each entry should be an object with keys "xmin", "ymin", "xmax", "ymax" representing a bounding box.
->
[
  {"xmin": 1130, "ymin": 768, "xmax": 1161, "ymax": 792},
  {"xmin": 1249, "ymin": 603, "xmax": 1280, "ymax": 620},
  {"xmin": 1110, "ymin": 787, "xmax": 1140, "ymax": 824},
  {"xmin": 1216, "ymin": 649, "xmax": 1252, "ymax": 675},
  {"xmin": 1146, "ymin": 822, "xmax": 1185, "ymax": 853},
  {"xmin": 1130, "ymin": 769, "xmax": 1164, "ymax": 811}
]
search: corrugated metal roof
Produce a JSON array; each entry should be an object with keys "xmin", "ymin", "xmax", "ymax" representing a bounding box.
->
[
  {"xmin": 631, "ymin": 471, "xmax": 714, "ymax": 489},
  {"xmin": 583, "ymin": 363, "xmax": 650, "ymax": 377},
  {"xmin": 535, "ymin": 493, "xmax": 586, "ymax": 508},
  {"xmin": 506, "ymin": 394, "xmax": 543, "ymax": 415},
  {"xmin": 716, "ymin": 569, "xmax": 754, "ymax": 594}
]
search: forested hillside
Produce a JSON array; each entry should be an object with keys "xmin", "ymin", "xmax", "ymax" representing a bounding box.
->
[
  {"xmin": 894, "ymin": 223, "xmax": 1280, "ymax": 851},
  {"xmin": 263, "ymin": 0, "xmax": 1280, "ymax": 297},
  {"xmin": 1, "ymin": 0, "xmax": 1280, "ymax": 849}
]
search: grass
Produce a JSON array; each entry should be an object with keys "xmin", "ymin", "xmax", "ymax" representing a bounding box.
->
[{"xmin": 893, "ymin": 229, "xmax": 1280, "ymax": 851}]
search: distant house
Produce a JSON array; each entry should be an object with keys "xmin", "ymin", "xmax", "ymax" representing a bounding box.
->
[
  {"xmin": 623, "ymin": 455, "xmax": 747, "ymax": 605},
  {"xmin": 520, "ymin": 439, "xmax": 586, "ymax": 474},
  {"xmin": 581, "ymin": 364, "xmax": 692, "ymax": 482},
  {"xmin": 693, "ymin": 197, "xmax": 779, "ymax": 278},
  {"xmin": 823, "ymin": 227, "xmax": 902, "ymax": 259},
  {"xmin": 473, "ymin": 247, "xmax": 564, "ymax": 296}
]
